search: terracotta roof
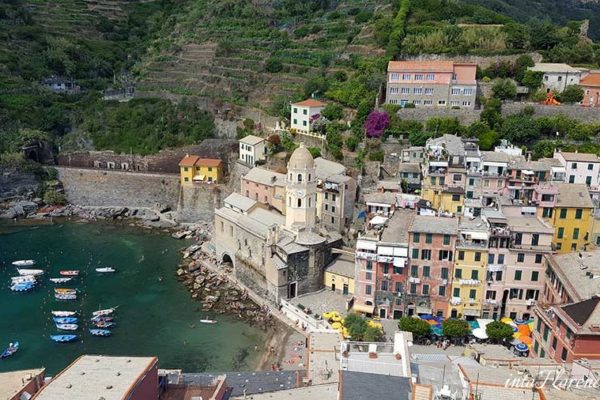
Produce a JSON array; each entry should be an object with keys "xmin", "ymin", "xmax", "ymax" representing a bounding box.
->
[
  {"xmin": 556, "ymin": 151, "xmax": 599, "ymax": 162},
  {"xmin": 388, "ymin": 60, "xmax": 454, "ymax": 72},
  {"xmin": 293, "ymin": 99, "xmax": 326, "ymax": 107},
  {"xmin": 581, "ymin": 72, "xmax": 600, "ymax": 87},
  {"xmin": 179, "ymin": 155, "xmax": 200, "ymax": 167}
]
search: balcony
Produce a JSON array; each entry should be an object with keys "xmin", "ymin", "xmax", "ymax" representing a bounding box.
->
[
  {"xmin": 484, "ymin": 299, "xmax": 498, "ymax": 305},
  {"xmin": 356, "ymin": 251, "xmax": 377, "ymax": 261},
  {"xmin": 409, "ymin": 277, "xmax": 421, "ymax": 284},
  {"xmin": 450, "ymin": 297, "xmax": 462, "ymax": 305},
  {"xmin": 459, "ymin": 279, "xmax": 481, "ymax": 286}
]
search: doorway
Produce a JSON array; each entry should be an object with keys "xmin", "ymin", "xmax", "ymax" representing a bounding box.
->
[
  {"xmin": 331, "ymin": 283, "xmax": 336, "ymax": 292},
  {"xmin": 379, "ymin": 308, "xmax": 386, "ymax": 319},
  {"xmin": 288, "ymin": 281, "xmax": 297, "ymax": 298},
  {"xmin": 393, "ymin": 310, "xmax": 402, "ymax": 319},
  {"xmin": 343, "ymin": 284, "xmax": 349, "ymax": 295}
]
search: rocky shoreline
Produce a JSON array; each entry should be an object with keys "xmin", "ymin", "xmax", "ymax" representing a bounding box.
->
[{"xmin": 177, "ymin": 242, "xmax": 277, "ymax": 331}]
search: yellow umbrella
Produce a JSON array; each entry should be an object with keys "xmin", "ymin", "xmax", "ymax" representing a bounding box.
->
[
  {"xmin": 501, "ymin": 317, "xmax": 513, "ymax": 324},
  {"xmin": 331, "ymin": 322, "xmax": 342, "ymax": 329}
]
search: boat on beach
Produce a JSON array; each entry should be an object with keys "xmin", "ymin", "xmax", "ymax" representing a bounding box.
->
[
  {"xmin": 52, "ymin": 311, "xmax": 77, "ymax": 317},
  {"xmin": 55, "ymin": 323, "xmax": 78, "ymax": 331},
  {"xmin": 49, "ymin": 277, "xmax": 72, "ymax": 284},
  {"xmin": 200, "ymin": 317, "xmax": 217, "ymax": 324},
  {"xmin": 95, "ymin": 267, "xmax": 116, "ymax": 273},
  {"xmin": 53, "ymin": 317, "xmax": 78, "ymax": 324},
  {"xmin": 92, "ymin": 307, "xmax": 118, "ymax": 317},
  {"xmin": 54, "ymin": 293, "xmax": 77, "ymax": 300},
  {"xmin": 12, "ymin": 260, "xmax": 35, "ymax": 266},
  {"xmin": 89, "ymin": 329, "xmax": 112, "ymax": 337},
  {"xmin": 1, "ymin": 342, "xmax": 19, "ymax": 359},
  {"xmin": 50, "ymin": 334, "xmax": 78, "ymax": 343},
  {"xmin": 59, "ymin": 270, "xmax": 80, "ymax": 276},
  {"xmin": 17, "ymin": 268, "xmax": 44, "ymax": 276},
  {"xmin": 10, "ymin": 282, "xmax": 35, "ymax": 292}
]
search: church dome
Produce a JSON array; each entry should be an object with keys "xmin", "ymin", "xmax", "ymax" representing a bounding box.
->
[{"xmin": 288, "ymin": 144, "xmax": 314, "ymax": 170}]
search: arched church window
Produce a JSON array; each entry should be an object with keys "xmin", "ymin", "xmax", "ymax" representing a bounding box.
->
[
  {"xmin": 288, "ymin": 196, "xmax": 291, "ymax": 206},
  {"xmin": 308, "ymin": 174, "xmax": 311, "ymax": 181},
  {"xmin": 297, "ymin": 198, "xmax": 302, "ymax": 207},
  {"xmin": 298, "ymin": 173, "xmax": 302, "ymax": 182},
  {"xmin": 309, "ymin": 198, "xmax": 311, "ymax": 207}
]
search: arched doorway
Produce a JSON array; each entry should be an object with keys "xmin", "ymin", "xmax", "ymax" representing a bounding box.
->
[{"xmin": 222, "ymin": 253, "xmax": 233, "ymax": 265}]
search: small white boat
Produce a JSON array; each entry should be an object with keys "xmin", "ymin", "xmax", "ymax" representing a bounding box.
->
[
  {"xmin": 200, "ymin": 317, "xmax": 217, "ymax": 324},
  {"xmin": 49, "ymin": 278, "xmax": 72, "ymax": 284},
  {"xmin": 52, "ymin": 311, "xmax": 77, "ymax": 317},
  {"xmin": 92, "ymin": 307, "xmax": 118, "ymax": 317},
  {"xmin": 55, "ymin": 323, "xmax": 78, "ymax": 331},
  {"xmin": 95, "ymin": 267, "xmax": 116, "ymax": 273},
  {"xmin": 12, "ymin": 260, "xmax": 35, "ymax": 266},
  {"xmin": 17, "ymin": 268, "xmax": 44, "ymax": 276},
  {"xmin": 11, "ymin": 276, "xmax": 37, "ymax": 284}
]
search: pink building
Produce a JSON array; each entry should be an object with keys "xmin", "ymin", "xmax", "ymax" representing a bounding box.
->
[
  {"xmin": 581, "ymin": 72, "xmax": 600, "ymax": 108},
  {"xmin": 240, "ymin": 167, "xmax": 286, "ymax": 214},
  {"xmin": 386, "ymin": 61, "xmax": 477, "ymax": 108}
]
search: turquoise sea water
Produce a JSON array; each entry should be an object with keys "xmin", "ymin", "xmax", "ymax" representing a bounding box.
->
[{"xmin": 0, "ymin": 221, "xmax": 265, "ymax": 374}]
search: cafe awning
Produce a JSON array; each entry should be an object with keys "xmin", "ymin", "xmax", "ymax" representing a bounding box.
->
[
  {"xmin": 192, "ymin": 175, "xmax": 205, "ymax": 181},
  {"xmin": 353, "ymin": 303, "xmax": 375, "ymax": 314}
]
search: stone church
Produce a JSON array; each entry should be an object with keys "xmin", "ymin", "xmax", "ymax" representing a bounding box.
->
[{"xmin": 214, "ymin": 145, "xmax": 342, "ymax": 304}]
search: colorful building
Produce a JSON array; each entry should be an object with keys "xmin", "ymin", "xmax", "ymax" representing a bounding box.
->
[
  {"xmin": 547, "ymin": 183, "xmax": 593, "ymax": 253},
  {"xmin": 179, "ymin": 155, "xmax": 223, "ymax": 185},
  {"xmin": 239, "ymin": 134, "xmax": 267, "ymax": 166},
  {"xmin": 532, "ymin": 250, "xmax": 600, "ymax": 362},
  {"xmin": 290, "ymin": 99, "xmax": 326, "ymax": 135},
  {"xmin": 324, "ymin": 253, "xmax": 355, "ymax": 296},
  {"xmin": 240, "ymin": 167, "xmax": 286, "ymax": 214},
  {"xmin": 580, "ymin": 71, "xmax": 600, "ymax": 108},
  {"xmin": 553, "ymin": 151, "xmax": 600, "ymax": 188}
]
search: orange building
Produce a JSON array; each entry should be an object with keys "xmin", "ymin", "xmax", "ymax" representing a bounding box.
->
[{"xmin": 581, "ymin": 72, "xmax": 600, "ymax": 108}]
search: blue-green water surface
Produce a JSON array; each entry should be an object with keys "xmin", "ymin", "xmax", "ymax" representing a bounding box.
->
[{"xmin": 0, "ymin": 221, "xmax": 265, "ymax": 374}]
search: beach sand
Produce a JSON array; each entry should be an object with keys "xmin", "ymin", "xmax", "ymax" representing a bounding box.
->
[{"xmin": 256, "ymin": 324, "xmax": 307, "ymax": 371}]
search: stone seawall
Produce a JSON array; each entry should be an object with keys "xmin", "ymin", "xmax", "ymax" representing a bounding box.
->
[{"xmin": 57, "ymin": 167, "xmax": 181, "ymax": 209}]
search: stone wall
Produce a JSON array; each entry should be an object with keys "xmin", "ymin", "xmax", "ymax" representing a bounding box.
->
[
  {"xmin": 396, "ymin": 108, "xmax": 482, "ymax": 125},
  {"xmin": 405, "ymin": 52, "xmax": 543, "ymax": 68},
  {"xmin": 0, "ymin": 168, "xmax": 39, "ymax": 201},
  {"xmin": 177, "ymin": 184, "xmax": 229, "ymax": 223}
]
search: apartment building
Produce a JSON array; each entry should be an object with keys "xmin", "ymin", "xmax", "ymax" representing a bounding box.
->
[
  {"xmin": 314, "ymin": 157, "xmax": 356, "ymax": 233},
  {"xmin": 386, "ymin": 61, "xmax": 477, "ymax": 108},
  {"xmin": 532, "ymin": 251, "xmax": 600, "ymax": 362},
  {"xmin": 290, "ymin": 99, "xmax": 326, "ymax": 134},
  {"xmin": 528, "ymin": 63, "xmax": 582, "ymax": 93},
  {"xmin": 580, "ymin": 71, "xmax": 600, "ymax": 107},
  {"xmin": 553, "ymin": 151, "xmax": 600, "ymax": 188},
  {"xmin": 407, "ymin": 215, "xmax": 458, "ymax": 318},
  {"xmin": 240, "ymin": 167, "xmax": 286, "ymax": 214},
  {"xmin": 239, "ymin": 134, "xmax": 266, "ymax": 166}
]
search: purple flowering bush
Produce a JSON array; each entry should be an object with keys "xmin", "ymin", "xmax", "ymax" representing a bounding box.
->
[{"xmin": 364, "ymin": 111, "xmax": 390, "ymax": 138}]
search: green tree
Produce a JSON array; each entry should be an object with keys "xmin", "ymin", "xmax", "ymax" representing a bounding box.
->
[
  {"xmin": 480, "ymin": 99, "xmax": 503, "ymax": 130},
  {"xmin": 408, "ymin": 131, "xmax": 433, "ymax": 146},
  {"xmin": 265, "ymin": 58, "xmax": 283, "ymax": 73},
  {"xmin": 532, "ymin": 140, "xmax": 557, "ymax": 159},
  {"xmin": 559, "ymin": 85, "xmax": 584, "ymax": 104},
  {"xmin": 503, "ymin": 22, "xmax": 529, "ymax": 50},
  {"xmin": 321, "ymin": 103, "xmax": 344, "ymax": 121},
  {"xmin": 364, "ymin": 326, "xmax": 383, "ymax": 342},
  {"xmin": 442, "ymin": 319, "xmax": 470, "ymax": 338},
  {"xmin": 344, "ymin": 313, "xmax": 368, "ymax": 340},
  {"xmin": 527, "ymin": 18, "xmax": 560, "ymax": 50},
  {"xmin": 501, "ymin": 115, "xmax": 539, "ymax": 145},
  {"xmin": 522, "ymin": 71, "xmax": 544, "ymax": 92},
  {"xmin": 492, "ymin": 79, "xmax": 517, "ymax": 100},
  {"xmin": 425, "ymin": 117, "xmax": 462, "ymax": 135},
  {"xmin": 307, "ymin": 147, "xmax": 321, "ymax": 158},
  {"xmin": 515, "ymin": 55, "xmax": 535, "ymax": 83},
  {"xmin": 398, "ymin": 317, "xmax": 431, "ymax": 337},
  {"xmin": 486, "ymin": 321, "xmax": 514, "ymax": 342},
  {"xmin": 43, "ymin": 189, "xmax": 67, "ymax": 206}
]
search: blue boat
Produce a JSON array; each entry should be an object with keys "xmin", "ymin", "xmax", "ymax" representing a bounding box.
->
[
  {"xmin": 1, "ymin": 342, "xmax": 19, "ymax": 359},
  {"xmin": 50, "ymin": 334, "xmax": 78, "ymax": 343},
  {"xmin": 10, "ymin": 282, "xmax": 35, "ymax": 292},
  {"xmin": 89, "ymin": 329, "xmax": 111, "ymax": 337},
  {"xmin": 53, "ymin": 317, "xmax": 78, "ymax": 324}
]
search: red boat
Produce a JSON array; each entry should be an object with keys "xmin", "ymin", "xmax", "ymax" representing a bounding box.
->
[{"xmin": 59, "ymin": 270, "xmax": 80, "ymax": 277}]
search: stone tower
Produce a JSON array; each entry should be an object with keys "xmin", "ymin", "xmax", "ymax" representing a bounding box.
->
[{"xmin": 285, "ymin": 144, "xmax": 317, "ymax": 231}]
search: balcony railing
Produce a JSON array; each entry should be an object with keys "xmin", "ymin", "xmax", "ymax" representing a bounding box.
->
[{"xmin": 356, "ymin": 251, "xmax": 377, "ymax": 261}]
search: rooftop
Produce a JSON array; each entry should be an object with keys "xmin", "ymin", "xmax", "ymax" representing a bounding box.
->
[
  {"xmin": 0, "ymin": 368, "xmax": 45, "ymax": 400},
  {"xmin": 340, "ymin": 371, "xmax": 412, "ymax": 400},
  {"xmin": 561, "ymin": 296, "xmax": 600, "ymax": 333},
  {"xmin": 427, "ymin": 134, "xmax": 465, "ymax": 157},
  {"xmin": 242, "ymin": 167, "xmax": 286, "ymax": 187},
  {"xmin": 231, "ymin": 384, "xmax": 337, "ymax": 400},
  {"xmin": 32, "ymin": 355, "xmax": 157, "ymax": 400},
  {"xmin": 182, "ymin": 371, "xmax": 298, "ymax": 397},
  {"xmin": 388, "ymin": 60, "xmax": 455, "ymax": 72},
  {"xmin": 239, "ymin": 134, "xmax": 265, "ymax": 145},
  {"xmin": 555, "ymin": 151, "xmax": 600, "ymax": 163},
  {"xmin": 581, "ymin": 72, "xmax": 600, "ymax": 87},
  {"xmin": 179, "ymin": 155, "xmax": 200, "ymax": 167},
  {"xmin": 314, "ymin": 157, "xmax": 347, "ymax": 179},
  {"xmin": 481, "ymin": 151, "xmax": 513, "ymax": 163},
  {"xmin": 224, "ymin": 192, "xmax": 258, "ymax": 213},
  {"xmin": 502, "ymin": 206, "xmax": 554, "ymax": 234},
  {"xmin": 409, "ymin": 215, "xmax": 458, "ymax": 235},
  {"xmin": 364, "ymin": 191, "xmax": 397, "ymax": 205},
  {"xmin": 475, "ymin": 385, "xmax": 541, "ymax": 400},
  {"xmin": 325, "ymin": 254, "xmax": 355, "ymax": 278},
  {"xmin": 398, "ymin": 163, "xmax": 421, "ymax": 173},
  {"xmin": 529, "ymin": 63, "xmax": 581, "ymax": 73},
  {"xmin": 556, "ymin": 183, "xmax": 593, "ymax": 208},
  {"xmin": 308, "ymin": 331, "xmax": 340, "ymax": 385},
  {"xmin": 178, "ymin": 155, "xmax": 222, "ymax": 167},
  {"xmin": 548, "ymin": 250, "xmax": 600, "ymax": 302},
  {"xmin": 377, "ymin": 180, "xmax": 401, "ymax": 191},
  {"xmin": 381, "ymin": 209, "xmax": 415, "ymax": 244},
  {"xmin": 293, "ymin": 99, "xmax": 326, "ymax": 107}
]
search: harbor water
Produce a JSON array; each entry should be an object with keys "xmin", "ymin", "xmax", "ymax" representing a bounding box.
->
[{"xmin": 0, "ymin": 220, "xmax": 266, "ymax": 374}]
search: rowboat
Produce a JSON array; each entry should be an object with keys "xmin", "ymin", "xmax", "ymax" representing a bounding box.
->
[
  {"xmin": 52, "ymin": 311, "xmax": 77, "ymax": 317},
  {"xmin": 12, "ymin": 260, "xmax": 35, "ymax": 266},
  {"xmin": 50, "ymin": 334, "xmax": 78, "ymax": 343},
  {"xmin": 55, "ymin": 323, "xmax": 78, "ymax": 331},
  {"xmin": 54, "ymin": 293, "xmax": 77, "ymax": 300},
  {"xmin": 49, "ymin": 278, "xmax": 72, "ymax": 284},
  {"xmin": 11, "ymin": 276, "xmax": 37, "ymax": 284},
  {"xmin": 17, "ymin": 268, "xmax": 44, "ymax": 276},
  {"xmin": 200, "ymin": 317, "xmax": 217, "ymax": 324},
  {"xmin": 54, "ymin": 288, "xmax": 76, "ymax": 295},
  {"xmin": 96, "ymin": 267, "xmax": 116, "ymax": 273},
  {"xmin": 89, "ymin": 329, "xmax": 112, "ymax": 337},
  {"xmin": 10, "ymin": 282, "xmax": 35, "ymax": 292},
  {"xmin": 53, "ymin": 317, "xmax": 78, "ymax": 324},
  {"xmin": 94, "ymin": 321, "xmax": 116, "ymax": 329},
  {"xmin": 91, "ymin": 315, "xmax": 114, "ymax": 323},
  {"xmin": 92, "ymin": 307, "xmax": 118, "ymax": 317},
  {"xmin": 1, "ymin": 342, "xmax": 19, "ymax": 359},
  {"xmin": 59, "ymin": 270, "xmax": 79, "ymax": 276}
]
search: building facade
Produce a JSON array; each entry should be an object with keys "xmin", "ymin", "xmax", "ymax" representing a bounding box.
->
[
  {"xmin": 290, "ymin": 99, "xmax": 326, "ymax": 134},
  {"xmin": 581, "ymin": 72, "xmax": 600, "ymax": 108},
  {"xmin": 239, "ymin": 134, "xmax": 267, "ymax": 166},
  {"xmin": 179, "ymin": 155, "xmax": 223, "ymax": 185},
  {"xmin": 386, "ymin": 61, "xmax": 477, "ymax": 109},
  {"xmin": 240, "ymin": 167, "xmax": 286, "ymax": 214},
  {"xmin": 528, "ymin": 63, "xmax": 582, "ymax": 93}
]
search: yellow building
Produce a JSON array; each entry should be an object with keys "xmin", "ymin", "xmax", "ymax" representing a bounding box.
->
[
  {"xmin": 440, "ymin": 188, "xmax": 464, "ymax": 215},
  {"xmin": 548, "ymin": 183, "xmax": 594, "ymax": 253},
  {"xmin": 448, "ymin": 220, "xmax": 489, "ymax": 319},
  {"xmin": 324, "ymin": 254, "xmax": 354, "ymax": 296},
  {"xmin": 179, "ymin": 155, "xmax": 223, "ymax": 185},
  {"xmin": 421, "ymin": 174, "xmax": 444, "ymax": 210}
]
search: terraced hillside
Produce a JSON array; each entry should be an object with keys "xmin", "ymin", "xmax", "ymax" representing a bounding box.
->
[{"xmin": 136, "ymin": 0, "xmax": 390, "ymax": 108}]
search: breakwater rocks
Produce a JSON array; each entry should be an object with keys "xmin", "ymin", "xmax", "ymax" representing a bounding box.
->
[{"xmin": 178, "ymin": 244, "xmax": 275, "ymax": 330}]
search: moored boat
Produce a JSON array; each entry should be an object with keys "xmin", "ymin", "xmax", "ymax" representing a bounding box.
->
[
  {"xmin": 91, "ymin": 315, "xmax": 114, "ymax": 323},
  {"xmin": 54, "ymin": 288, "xmax": 76, "ymax": 295},
  {"xmin": 50, "ymin": 334, "xmax": 78, "ymax": 343},
  {"xmin": 93, "ymin": 321, "xmax": 116, "ymax": 329},
  {"xmin": 55, "ymin": 323, "xmax": 78, "ymax": 331},
  {"xmin": 200, "ymin": 317, "xmax": 217, "ymax": 324},
  {"xmin": 55, "ymin": 293, "xmax": 77, "ymax": 300},
  {"xmin": 12, "ymin": 260, "xmax": 35, "ymax": 266},
  {"xmin": 49, "ymin": 277, "xmax": 72, "ymax": 284},
  {"xmin": 10, "ymin": 282, "xmax": 35, "ymax": 292},
  {"xmin": 1, "ymin": 342, "xmax": 19, "ymax": 359},
  {"xmin": 51, "ymin": 311, "xmax": 77, "ymax": 317},
  {"xmin": 59, "ymin": 270, "xmax": 80, "ymax": 276},
  {"xmin": 92, "ymin": 307, "xmax": 118, "ymax": 317},
  {"xmin": 53, "ymin": 317, "xmax": 78, "ymax": 324},
  {"xmin": 89, "ymin": 329, "xmax": 111, "ymax": 337},
  {"xmin": 11, "ymin": 276, "xmax": 37, "ymax": 284},
  {"xmin": 95, "ymin": 267, "xmax": 116, "ymax": 273},
  {"xmin": 17, "ymin": 268, "xmax": 44, "ymax": 276}
]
